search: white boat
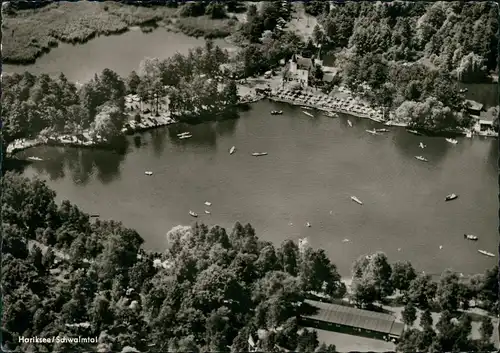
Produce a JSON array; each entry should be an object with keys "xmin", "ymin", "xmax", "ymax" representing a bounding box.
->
[
  {"xmin": 419, "ymin": 142, "xmax": 426, "ymax": 149},
  {"xmin": 407, "ymin": 129, "xmax": 422, "ymax": 135},
  {"xmin": 325, "ymin": 111, "xmax": 338, "ymax": 118},
  {"xmin": 305, "ymin": 222, "xmax": 311, "ymax": 228},
  {"xmin": 179, "ymin": 134, "xmax": 192, "ymax": 139},
  {"xmin": 415, "ymin": 156, "xmax": 428, "ymax": 162},
  {"xmin": 342, "ymin": 238, "xmax": 350, "ymax": 243},
  {"xmin": 302, "ymin": 106, "xmax": 313, "ymax": 110},
  {"xmin": 229, "ymin": 146, "xmax": 236, "ymax": 155},
  {"xmin": 445, "ymin": 138, "xmax": 458, "ymax": 145},
  {"xmin": 177, "ymin": 132, "xmax": 191, "ymax": 137},
  {"xmin": 478, "ymin": 249, "xmax": 495, "ymax": 257},
  {"xmin": 445, "ymin": 193, "xmax": 458, "ymax": 201},
  {"xmin": 375, "ymin": 128, "xmax": 389, "ymax": 133},
  {"xmin": 347, "ymin": 120, "xmax": 353, "ymax": 127},
  {"xmin": 302, "ymin": 111, "xmax": 314, "ymax": 118},
  {"xmin": 351, "ymin": 196, "xmax": 363, "ymax": 205},
  {"xmin": 145, "ymin": 171, "xmax": 153, "ymax": 176},
  {"xmin": 464, "ymin": 234, "xmax": 478, "ymax": 241},
  {"xmin": 252, "ymin": 152, "xmax": 268, "ymax": 156},
  {"xmin": 204, "ymin": 210, "xmax": 211, "ymax": 215},
  {"xmin": 204, "ymin": 201, "xmax": 212, "ymax": 206},
  {"xmin": 27, "ymin": 156, "xmax": 43, "ymax": 161},
  {"xmin": 366, "ymin": 129, "xmax": 379, "ymax": 135},
  {"xmin": 189, "ymin": 211, "xmax": 198, "ymax": 218}
]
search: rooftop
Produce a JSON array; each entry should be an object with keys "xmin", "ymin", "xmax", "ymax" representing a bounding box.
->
[
  {"xmin": 301, "ymin": 300, "xmax": 404, "ymax": 337},
  {"xmin": 465, "ymin": 100, "xmax": 484, "ymax": 111}
]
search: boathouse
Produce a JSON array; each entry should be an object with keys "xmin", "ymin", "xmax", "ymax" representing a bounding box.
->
[
  {"xmin": 465, "ymin": 99, "xmax": 484, "ymax": 116},
  {"xmin": 300, "ymin": 299, "xmax": 405, "ymax": 342}
]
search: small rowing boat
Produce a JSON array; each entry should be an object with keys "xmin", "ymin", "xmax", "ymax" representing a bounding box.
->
[
  {"xmin": 205, "ymin": 201, "xmax": 212, "ymax": 206},
  {"xmin": 478, "ymin": 249, "xmax": 495, "ymax": 257},
  {"xmin": 407, "ymin": 129, "xmax": 422, "ymax": 136},
  {"xmin": 415, "ymin": 156, "xmax": 428, "ymax": 162},
  {"xmin": 229, "ymin": 146, "xmax": 236, "ymax": 155},
  {"xmin": 189, "ymin": 211, "xmax": 198, "ymax": 218},
  {"xmin": 445, "ymin": 193, "xmax": 458, "ymax": 201},
  {"xmin": 347, "ymin": 120, "xmax": 353, "ymax": 127},
  {"xmin": 375, "ymin": 128, "xmax": 389, "ymax": 133},
  {"xmin": 305, "ymin": 222, "xmax": 311, "ymax": 228},
  {"xmin": 179, "ymin": 134, "xmax": 192, "ymax": 139},
  {"xmin": 464, "ymin": 234, "xmax": 478, "ymax": 241},
  {"xmin": 177, "ymin": 132, "xmax": 191, "ymax": 137},
  {"xmin": 419, "ymin": 142, "xmax": 426, "ymax": 149},
  {"xmin": 351, "ymin": 196, "xmax": 363, "ymax": 205},
  {"xmin": 302, "ymin": 106, "xmax": 313, "ymax": 110},
  {"xmin": 27, "ymin": 156, "xmax": 43, "ymax": 161},
  {"xmin": 90, "ymin": 214, "xmax": 100, "ymax": 218},
  {"xmin": 271, "ymin": 110, "xmax": 283, "ymax": 115},
  {"xmin": 302, "ymin": 111, "xmax": 314, "ymax": 117},
  {"xmin": 145, "ymin": 171, "xmax": 153, "ymax": 176},
  {"xmin": 445, "ymin": 138, "xmax": 458, "ymax": 145},
  {"xmin": 325, "ymin": 111, "xmax": 339, "ymax": 118},
  {"xmin": 204, "ymin": 210, "xmax": 211, "ymax": 215},
  {"xmin": 366, "ymin": 129, "xmax": 379, "ymax": 135},
  {"xmin": 252, "ymin": 152, "xmax": 268, "ymax": 157}
]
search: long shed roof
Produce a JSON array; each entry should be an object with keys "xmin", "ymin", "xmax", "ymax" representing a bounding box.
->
[{"xmin": 302, "ymin": 300, "xmax": 404, "ymax": 337}]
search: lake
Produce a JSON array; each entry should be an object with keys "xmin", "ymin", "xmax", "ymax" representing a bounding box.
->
[
  {"xmin": 5, "ymin": 28, "xmax": 499, "ymax": 276},
  {"xmin": 17, "ymin": 102, "xmax": 498, "ymax": 276},
  {"xmin": 2, "ymin": 27, "xmax": 234, "ymax": 83}
]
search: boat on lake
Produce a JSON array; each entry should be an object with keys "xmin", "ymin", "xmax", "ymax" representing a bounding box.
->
[
  {"xmin": 302, "ymin": 106, "xmax": 313, "ymax": 110},
  {"xmin": 302, "ymin": 111, "xmax": 314, "ymax": 117},
  {"xmin": 179, "ymin": 134, "xmax": 192, "ymax": 139},
  {"xmin": 366, "ymin": 129, "xmax": 379, "ymax": 135},
  {"xmin": 351, "ymin": 196, "xmax": 363, "ymax": 205},
  {"xmin": 464, "ymin": 234, "xmax": 478, "ymax": 241},
  {"xmin": 252, "ymin": 152, "xmax": 268, "ymax": 157},
  {"xmin": 229, "ymin": 146, "xmax": 236, "ymax": 155},
  {"xmin": 415, "ymin": 156, "xmax": 428, "ymax": 162},
  {"xmin": 204, "ymin": 210, "xmax": 211, "ymax": 215},
  {"xmin": 189, "ymin": 211, "xmax": 198, "ymax": 218},
  {"xmin": 205, "ymin": 201, "xmax": 212, "ymax": 206},
  {"xmin": 419, "ymin": 142, "xmax": 426, "ymax": 149},
  {"xmin": 445, "ymin": 138, "xmax": 458, "ymax": 145},
  {"xmin": 459, "ymin": 88, "xmax": 468, "ymax": 93},
  {"xmin": 407, "ymin": 129, "xmax": 422, "ymax": 135},
  {"xmin": 445, "ymin": 193, "xmax": 458, "ymax": 201},
  {"xmin": 478, "ymin": 249, "xmax": 495, "ymax": 257},
  {"xmin": 305, "ymin": 222, "xmax": 311, "ymax": 228},
  {"xmin": 375, "ymin": 128, "xmax": 389, "ymax": 132},
  {"xmin": 347, "ymin": 120, "xmax": 353, "ymax": 127},
  {"xmin": 90, "ymin": 214, "xmax": 100, "ymax": 218},
  {"xmin": 271, "ymin": 110, "xmax": 283, "ymax": 115},
  {"xmin": 177, "ymin": 132, "xmax": 191, "ymax": 137},
  {"xmin": 27, "ymin": 156, "xmax": 43, "ymax": 161},
  {"xmin": 325, "ymin": 111, "xmax": 339, "ymax": 118},
  {"xmin": 145, "ymin": 171, "xmax": 153, "ymax": 176}
]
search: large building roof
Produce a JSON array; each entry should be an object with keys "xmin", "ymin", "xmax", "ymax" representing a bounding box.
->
[{"xmin": 302, "ymin": 300, "xmax": 404, "ymax": 337}]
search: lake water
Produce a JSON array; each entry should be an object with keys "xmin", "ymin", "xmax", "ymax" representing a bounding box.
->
[
  {"xmin": 18, "ymin": 102, "xmax": 498, "ymax": 276},
  {"xmin": 2, "ymin": 27, "xmax": 234, "ymax": 83},
  {"xmin": 5, "ymin": 28, "xmax": 499, "ymax": 276}
]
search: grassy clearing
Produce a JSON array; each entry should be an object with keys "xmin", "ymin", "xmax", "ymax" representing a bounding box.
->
[
  {"xmin": 2, "ymin": 1, "xmax": 179, "ymax": 64},
  {"xmin": 175, "ymin": 16, "xmax": 239, "ymax": 39}
]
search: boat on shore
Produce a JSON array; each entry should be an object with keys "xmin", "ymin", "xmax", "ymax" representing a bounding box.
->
[
  {"xmin": 407, "ymin": 129, "xmax": 422, "ymax": 136},
  {"xmin": 446, "ymin": 138, "xmax": 458, "ymax": 145},
  {"xmin": 252, "ymin": 152, "xmax": 268, "ymax": 157},
  {"xmin": 351, "ymin": 196, "xmax": 363, "ymax": 205},
  {"xmin": 271, "ymin": 110, "xmax": 283, "ymax": 115},
  {"xmin": 366, "ymin": 129, "xmax": 379, "ymax": 135},
  {"xmin": 445, "ymin": 193, "xmax": 458, "ymax": 201},
  {"xmin": 205, "ymin": 201, "xmax": 212, "ymax": 206},
  {"xmin": 419, "ymin": 142, "xmax": 426, "ymax": 149},
  {"xmin": 189, "ymin": 211, "xmax": 198, "ymax": 218},
  {"xmin": 145, "ymin": 171, "xmax": 153, "ymax": 176},
  {"xmin": 229, "ymin": 146, "xmax": 236, "ymax": 155},
  {"xmin": 325, "ymin": 111, "xmax": 339, "ymax": 118},
  {"xmin": 302, "ymin": 111, "xmax": 314, "ymax": 117},
  {"xmin": 478, "ymin": 249, "xmax": 495, "ymax": 257},
  {"xmin": 375, "ymin": 128, "xmax": 389, "ymax": 133},
  {"xmin": 179, "ymin": 134, "xmax": 192, "ymax": 140},
  {"xmin": 415, "ymin": 156, "xmax": 428, "ymax": 162},
  {"xmin": 204, "ymin": 210, "xmax": 211, "ymax": 215},
  {"xmin": 347, "ymin": 120, "xmax": 353, "ymax": 127},
  {"xmin": 27, "ymin": 156, "xmax": 43, "ymax": 161},
  {"xmin": 464, "ymin": 234, "xmax": 478, "ymax": 241}
]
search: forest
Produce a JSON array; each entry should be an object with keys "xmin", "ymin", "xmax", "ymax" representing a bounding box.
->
[{"xmin": 2, "ymin": 172, "xmax": 498, "ymax": 352}]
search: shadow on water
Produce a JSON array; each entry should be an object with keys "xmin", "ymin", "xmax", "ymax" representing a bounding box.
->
[
  {"xmin": 392, "ymin": 129, "xmax": 450, "ymax": 164},
  {"xmin": 149, "ymin": 129, "xmax": 167, "ymax": 157},
  {"xmin": 488, "ymin": 138, "xmax": 499, "ymax": 172},
  {"xmin": 214, "ymin": 119, "xmax": 239, "ymax": 137},
  {"xmin": 133, "ymin": 135, "xmax": 143, "ymax": 148}
]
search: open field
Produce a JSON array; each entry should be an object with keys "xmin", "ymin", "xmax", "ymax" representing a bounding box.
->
[{"xmin": 2, "ymin": 1, "xmax": 237, "ymax": 64}]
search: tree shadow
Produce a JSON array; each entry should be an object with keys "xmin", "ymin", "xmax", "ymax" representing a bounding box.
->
[{"xmin": 215, "ymin": 118, "xmax": 239, "ymax": 137}]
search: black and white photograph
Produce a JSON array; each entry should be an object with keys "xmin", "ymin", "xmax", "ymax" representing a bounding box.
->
[{"xmin": 1, "ymin": 0, "xmax": 499, "ymax": 352}]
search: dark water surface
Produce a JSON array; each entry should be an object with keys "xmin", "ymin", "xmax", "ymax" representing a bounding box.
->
[{"xmin": 19, "ymin": 101, "xmax": 499, "ymax": 276}]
